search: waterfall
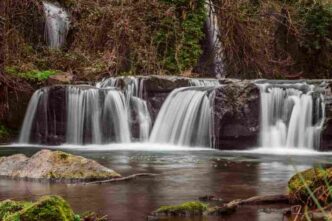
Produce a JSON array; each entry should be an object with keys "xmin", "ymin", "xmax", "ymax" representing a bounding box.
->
[
  {"xmin": 19, "ymin": 89, "xmax": 48, "ymax": 143},
  {"xmin": 97, "ymin": 77, "xmax": 151, "ymax": 141},
  {"xmin": 19, "ymin": 86, "xmax": 131, "ymax": 145},
  {"xmin": 150, "ymin": 87, "xmax": 213, "ymax": 147},
  {"xmin": 43, "ymin": 1, "xmax": 70, "ymax": 49},
  {"xmin": 257, "ymin": 83, "xmax": 325, "ymax": 149},
  {"xmin": 205, "ymin": 0, "xmax": 225, "ymax": 77},
  {"xmin": 189, "ymin": 78, "xmax": 220, "ymax": 86}
]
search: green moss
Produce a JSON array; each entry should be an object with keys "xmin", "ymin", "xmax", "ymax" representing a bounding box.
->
[
  {"xmin": 0, "ymin": 200, "xmax": 32, "ymax": 220},
  {"xmin": 288, "ymin": 167, "xmax": 332, "ymax": 206},
  {"xmin": 156, "ymin": 201, "xmax": 208, "ymax": 216},
  {"xmin": 5, "ymin": 66, "xmax": 57, "ymax": 81},
  {"xmin": 4, "ymin": 196, "xmax": 76, "ymax": 221},
  {"xmin": 0, "ymin": 124, "xmax": 10, "ymax": 140},
  {"xmin": 155, "ymin": 0, "xmax": 207, "ymax": 74}
]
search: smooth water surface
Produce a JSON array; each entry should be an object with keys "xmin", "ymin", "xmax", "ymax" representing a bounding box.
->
[{"xmin": 0, "ymin": 145, "xmax": 331, "ymax": 221}]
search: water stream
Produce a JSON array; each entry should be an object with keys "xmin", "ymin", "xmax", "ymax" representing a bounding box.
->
[
  {"xmin": 43, "ymin": 1, "xmax": 70, "ymax": 49},
  {"xmin": 257, "ymin": 83, "xmax": 325, "ymax": 149}
]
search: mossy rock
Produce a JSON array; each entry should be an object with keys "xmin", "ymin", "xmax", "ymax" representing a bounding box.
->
[
  {"xmin": 0, "ymin": 149, "xmax": 121, "ymax": 182},
  {"xmin": 1, "ymin": 196, "xmax": 76, "ymax": 221},
  {"xmin": 153, "ymin": 201, "xmax": 208, "ymax": 216},
  {"xmin": 288, "ymin": 167, "xmax": 332, "ymax": 207}
]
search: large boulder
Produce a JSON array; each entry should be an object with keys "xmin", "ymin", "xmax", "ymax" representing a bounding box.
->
[
  {"xmin": 211, "ymin": 80, "xmax": 261, "ymax": 150},
  {"xmin": 0, "ymin": 149, "xmax": 121, "ymax": 182}
]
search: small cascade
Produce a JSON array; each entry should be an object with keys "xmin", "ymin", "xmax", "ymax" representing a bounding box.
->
[
  {"xmin": 43, "ymin": 1, "xmax": 70, "ymax": 49},
  {"xmin": 189, "ymin": 78, "xmax": 220, "ymax": 87},
  {"xmin": 257, "ymin": 83, "xmax": 325, "ymax": 149},
  {"xmin": 97, "ymin": 77, "xmax": 151, "ymax": 141},
  {"xmin": 150, "ymin": 87, "xmax": 213, "ymax": 147},
  {"xmin": 19, "ymin": 86, "xmax": 131, "ymax": 145},
  {"xmin": 19, "ymin": 89, "xmax": 49, "ymax": 143},
  {"xmin": 66, "ymin": 87, "xmax": 131, "ymax": 144}
]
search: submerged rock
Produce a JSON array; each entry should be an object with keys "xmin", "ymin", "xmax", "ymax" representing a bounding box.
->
[
  {"xmin": 151, "ymin": 201, "xmax": 208, "ymax": 217},
  {"xmin": 0, "ymin": 196, "xmax": 76, "ymax": 221},
  {"xmin": 0, "ymin": 149, "xmax": 121, "ymax": 182}
]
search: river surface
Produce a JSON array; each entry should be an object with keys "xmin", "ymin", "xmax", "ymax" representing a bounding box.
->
[{"xmin": 0, "ymin": 145, "xmax": 331, "ymax": 221}]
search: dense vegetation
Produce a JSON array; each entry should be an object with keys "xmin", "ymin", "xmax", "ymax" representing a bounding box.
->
[{"xmin": 1, "ymin": 0, "xmax": 332, "ymax": 82}]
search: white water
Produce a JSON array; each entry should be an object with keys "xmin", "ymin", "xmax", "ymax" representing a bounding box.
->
[
  {"xmin": 258, "ymin": 83, "xmax": 324, "ymax": 150},
  {"xmin": 189, "ymin": 78, "xmax": 220, "ymax": 86},
  {"xmin": 19, "ymin": 89, "xmax": 48, "ymax": 143},
  {"xmin": 43, "ymin": 2, "xmax": 70, "ymax": 49},
  {"xmin": 150, "ymin": 87, "xmax": 212, "ymax": 146},
  {"xmin": 19, "ymin": 86, "xmax": 131, "ymax": 144},
  {"xmin": 205, "ymin": 0, "xmax": 225, "ymax": 77},
  {"xmin": 97, "ymin": 77, "xmax": 151, "ymax": 141},
  {"xmin": 66, "ymin": 87, "xmax": 131, "ymax": 144}
]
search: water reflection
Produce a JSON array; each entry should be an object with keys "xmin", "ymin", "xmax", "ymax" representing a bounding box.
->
[{"xmin": 0, "ymin": 147, "xmax": 330, "ymax": 221}]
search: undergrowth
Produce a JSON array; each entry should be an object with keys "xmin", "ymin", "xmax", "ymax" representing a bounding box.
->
[{"xmin": 2, "ymin": 0, "xmax": 332, "ymax": 79}]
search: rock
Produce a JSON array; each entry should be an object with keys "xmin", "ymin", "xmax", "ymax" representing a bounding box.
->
[
  {"xmin": 0, "ymin": 195, "xmax": 76, "ymax": 221},
  {"xmin": 320, "ymin": 81, "xmax": 332, "ymax": 151},
  {"xmin": 205, "ymin": 202, "xmax": 237, "ymax": 216},
  {"xmin": 211, "ymin": 80, "xmax": 261, "ymax": 150},
  {"xmin": 142, "ymin": 76, "xmax": 191, "ymax": 121},
  {"xmin": 47, "ymin": 72, "xmax": 74, "ymax": 85},
  {"xmin": 288, "ymin": 167, "xmax": 332, "ymax": 206},
  {"xmin": 0, "ymin": 149, "xmax": 121, "ymax": 182},
  {"xmin": 151, "ymin": 201, "xmax": 208, "ymax": 217}
]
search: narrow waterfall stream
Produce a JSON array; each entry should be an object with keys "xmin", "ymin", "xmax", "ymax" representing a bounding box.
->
[
  {"xmin": 43, "ymin": 1, "xmax": 70, "ymax": 49},
  {"xmin": 257, "ymin": 83, "xmax": 325, "ymax": 149},
  {"xmin": 204, "ymin": 0, "xmax": 225, "ymax": 77}
]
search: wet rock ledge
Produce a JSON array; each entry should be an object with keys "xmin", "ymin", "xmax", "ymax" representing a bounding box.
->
[{"xmin": 0, "ymin": 149, "xmax": 121, "ymax": 182}]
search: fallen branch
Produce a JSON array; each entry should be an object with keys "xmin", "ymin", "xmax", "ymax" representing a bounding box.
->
[
  {"xmin": 207, "ymin": 194, "xmax": 289, "ymax": 216},
  {"xmin": 77, "ymin": 173, "xmax": 159, "ymax": 185},
  {"xmin": 237, "ymin": 194, "xmax": 289, "ymax": 205}
]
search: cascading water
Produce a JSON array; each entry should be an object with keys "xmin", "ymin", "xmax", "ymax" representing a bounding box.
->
[
  {"xmin": 19, "ymin": 89, "xmax": 49, "ymax": 143},
  {"xmin": 66, "ymin": 87, "xmax": 131, "ymax": 144},
  {"xmin": 204, "ymin": 0, "xmax": 225, "ymax": 77},
  {"xmin": 257, "ymin": 83, "xmax": 325, "ymax": 149},
  {"xmin": 19, "ymin": 86, "xmax": 131, "ymax": 145},
  {"xmin": 97, "ymin": 77, "xmax": 151, "ymax": 141},
  {"xmin": 150, "ymin": 87, "xmax": 213, "ymax": 147},
  {"xmin": 43, "ymin": 1, "xmax": 70, "ymax": 49},
  {"xmin": 189, "ymin": 78, "xmax": 220, "ymax": 86}
]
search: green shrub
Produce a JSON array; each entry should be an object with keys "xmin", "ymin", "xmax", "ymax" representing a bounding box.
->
[
  {"xmin": 5, "ymin": 67, "xmax": 57, "ymax": 81},
  {"xmin": 155, "ymin": 0, "xmax": 207, "ymax": 74},
  {"xmin": 299, "ymin": 2, "xmax": 332, "ymax": 51}
]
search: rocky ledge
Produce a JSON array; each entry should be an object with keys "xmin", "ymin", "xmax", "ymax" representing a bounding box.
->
[{"xmin": 0, "ymin": 149, "xmax": 121, "ymax": 182}]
